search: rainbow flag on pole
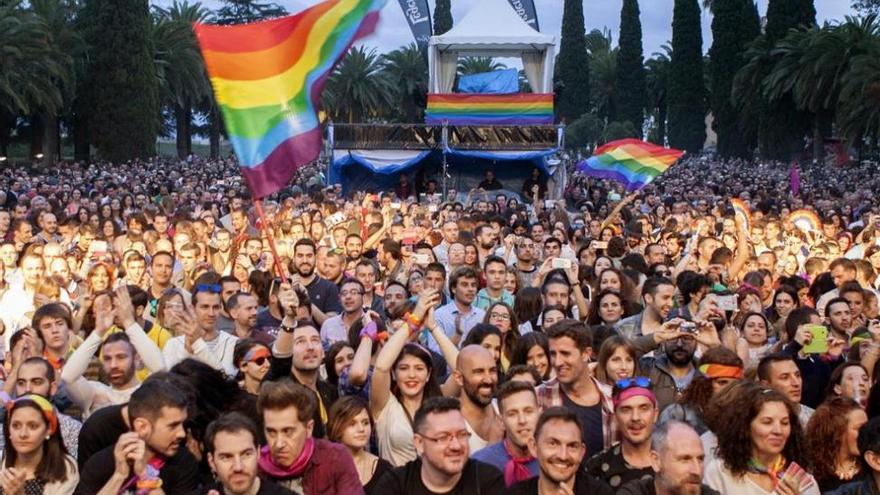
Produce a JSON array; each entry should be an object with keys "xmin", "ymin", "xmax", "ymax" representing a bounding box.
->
[
  {"xmin": 194, "ymin": 0, "xmax": 386, "ymax": 198},
  {"xmin": 576, "ymin": 138, "xmax": 684, "ymax": 191}
]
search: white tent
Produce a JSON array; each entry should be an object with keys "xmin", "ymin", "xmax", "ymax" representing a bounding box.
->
[{"xmin": 428, "ymin": 0, "xmax": 556, "ymax": 94}]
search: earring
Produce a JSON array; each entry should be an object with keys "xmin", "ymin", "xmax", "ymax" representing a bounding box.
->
[{"xmin": 45, "ymin": 436, "xmax": 50, "ymax": 441}]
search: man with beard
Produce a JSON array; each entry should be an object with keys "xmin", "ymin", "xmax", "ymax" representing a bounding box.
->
[
  {"xmin": 211, "ymin": 229, "xmax": 234, "ymax": 274},
  {"xmin": 616, "ymin": 277, "xmax": 677, "ymax": 344},
  {"xmin": 471, "ymin": 380, "xmax": 540, "ymax": 486},
  {"xmin": 616, "ymin": 421, "xmax": 719, "ymax": 495},
  {"xmin": 512, "ymin": 237, "xmax": 538, "ymax": 287},
  {"xmin": 354, "ymin": 259, "xmax": 383, "ymax": 313},
  {"xmin": 474, "ymin": 224, "xmax": 497, "ymax": 262},
  {"xmin": 76, "ymin": 379, "xmax": 200, "ymax": 494},
  {"xmin": 586, "ymin": 381, "xmax": 658, "ymax": 489},
  {"xmin": 163, "ymin": 284, "xmax": 239, "ymax": 377},
  {"xmin": 228, "ymin": 291, "xmax": 272, "ymax": 345},
  {"xmin": 265, "ymin": 283, "xmax": 337, "ymax": 437},
  {"xmin": 205, "ymin": 412, "xmax": 294, "ymax": 495},
  {"xmin": 375, "ymin": 397, "xmax": 504, "ymax": 494},
  {"xmin": 256, "ymin": 379, "xmax": 360, "ymax": 494},
  {"xmin": 290, "ymin": 238, "xmax": 341, "ymax": 327},
  {"xmin": 434, "ymin": 267, "xmax": 485, "ymax": 351},
  {"xmin": 641, "ymin": 332, "xmax": 705, "ymax": 411},
  {"xmin": 345, "ymin": 234, "xmax": 363, "ymax": 262},
  {"xmin": 475, "ymin": 256, "xmax": 514, "ymax": 310},
  {"xmin": 61, "ymin": 286, "xmax": 166, "ymax": 417},
  {"xmin": 508, "ymin": 407, "xmax": 612, "ymax": 495},
  {"xmin": 319, "ymin": 279, "xmax": 364, "ymax": 345},
  {"xmin": 455, "ymin": 345, "xmax": 503, "ymax": 453},
  {"xmin": 826, "ymin": 297, "xmax": 855, "ymax": 341}
]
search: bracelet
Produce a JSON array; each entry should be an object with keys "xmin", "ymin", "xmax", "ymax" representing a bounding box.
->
[
  {"xmin": 280, "ymin": 322, "xmax": 296, "ymax": 333},
  {"xmin": 403, "ymin": 312, "xmax": 423, "ymax": 328},
  {"xmin": 406, "ymin": 320, "xmax": 421, "ymax": 337},
  {"xmin": 359, "ymin": 321, "xmax": 379, "ymax": 342}
]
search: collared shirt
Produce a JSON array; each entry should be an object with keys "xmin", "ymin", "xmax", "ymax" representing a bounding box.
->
[
  {"xmin": 320, "ymin": 313, "xmax": 354, "ymax": 346},
  {"xmin": 429, "ymin": 301, "xmax": 485, "ymax": 352},
  {"xmin": 536, "ymin": 376, "xmax": 617, "ymax": 451},
  {"xmin": 474, "ymin": 288, "xmax": 514, "ymax": 311}
]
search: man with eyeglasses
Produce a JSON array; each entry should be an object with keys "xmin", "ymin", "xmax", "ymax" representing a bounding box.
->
[
  {"xmin": 375, "ymin": 397, "xmax": 504, "ymax": 494},
  {"xmin": 586, "ymin": 379, "xmax": 658, "ymax": 489},
  {"xmin": 319, "ymin": 279, "xmax": 365, "ymax": 345},
  {"xmin": 641, "ymin": 322, "xmax": 720, "ymax": 411},
  {"xmin": 508, "ymin": 407, "xmax": 613, "ymax": 495}
]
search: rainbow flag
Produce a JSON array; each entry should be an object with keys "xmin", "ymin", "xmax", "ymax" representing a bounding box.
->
[
  {"xmin": 194, "ymin": 0, "xmax": 386, "ymax": 198},
  {"xmin": 425, "ymin": 93, "xmax": 554, "ymax": 125},
  {"xmin": 576, "ymin": 139, "xmax": 683, "ymax": 191}
]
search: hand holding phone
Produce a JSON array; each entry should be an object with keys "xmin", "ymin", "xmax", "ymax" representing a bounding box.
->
[{"xmin": 801, "ymin": 324, "xmax": 829, "ymax": 354}]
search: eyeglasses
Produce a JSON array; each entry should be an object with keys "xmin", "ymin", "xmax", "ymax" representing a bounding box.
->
[
  {"xmin": 195, "ymin": 284, "xmax": 221, "ymax": 293},
  {"xmin": 614, "ymin": 377, "xmax": 651, "ymax": 390},
  {"xmin": 489, "ymin": 312, "xmax": 510, "ymax": 320},
  {"xmin": 419, "ymin": 431, "xmax": 472, "ymax": 446}
]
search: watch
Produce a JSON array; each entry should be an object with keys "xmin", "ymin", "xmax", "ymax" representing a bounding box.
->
[{"xmin": 280, "ymin": 322, "xmax": 295, "ymax": 333}]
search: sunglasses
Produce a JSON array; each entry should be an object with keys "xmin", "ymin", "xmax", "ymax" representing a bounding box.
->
[
  {"xmin": 614, "ymin": 376, "xmax": 651, "ymax": 390},
  {"xmin": 195, "ymin": 284, "xmax": 221, "ymax": 294},
  {"xmin": 249, "ymin": 356, "xmax": 269, "ymax": 366}
]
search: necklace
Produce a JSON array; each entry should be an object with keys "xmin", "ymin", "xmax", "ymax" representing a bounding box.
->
[{"xmin": 837, "ymin": 459, "xmax": 859, "ymax": 480}]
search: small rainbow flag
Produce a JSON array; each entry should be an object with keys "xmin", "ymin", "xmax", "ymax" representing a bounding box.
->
[
  {"xmin": 576, "ymin": 139, "xmax": 684, "ymax": 191},
  {"xmin": 425, "ymin": 93, "xmax": 554, "ymax": 125},
  {"xmin": 194, "ymin": 0, "xmax": 386, "ymax": 198}
]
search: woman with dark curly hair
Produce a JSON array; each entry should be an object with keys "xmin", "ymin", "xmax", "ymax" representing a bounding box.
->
[
  {"xmin": 704, "ymin": 382, "xmax": 819, "ymax": 495},
  {"xmin": 660, "ymin": 346, "xmax": 743, "ymax": 434},
  {"xmin": 805, "ymin": 397, "xmax": 867, "ymax": 492},
  {"xmin": 511, "ymin": 332, "xmax": 551, "ymax": 381}
]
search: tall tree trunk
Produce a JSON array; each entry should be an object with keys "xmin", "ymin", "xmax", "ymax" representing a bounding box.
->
[
  {"xmin": 30, "ymin": 115, "xmax": 44, "ymax": 163},
  {"xmin": 0, "ymin": 112, "xmax": 11, "ymax": 158},
  {"xmin": 210, "ymin": 105, "xmax": 221, "ymax": 159},
  {"xmin": 42, "ymin": 112, "xmax": 59, "ymax": 167},
  {"xmin": 175, "ymin": 104, "xmax": 191, "ymax": 159},
  {"xmin": 73, "ymin": 106, "xmax": 90, "ymax": 162}
]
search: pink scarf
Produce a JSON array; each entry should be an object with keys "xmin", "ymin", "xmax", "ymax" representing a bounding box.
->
[
  {"xmin": 258, "ymin": 438, "xmax": 315, "ymax": 479},
  {"xmin": 503, "ymin": 439, "xmax": 534, "ymax": 487}
]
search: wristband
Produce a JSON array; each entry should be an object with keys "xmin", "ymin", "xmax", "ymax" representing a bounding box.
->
[
  {"xmin": 406, "ymin": 321, "xmax": 421, "ymax": 337},
  {"xmin": 359, "ymin": 321, "xmax": 380, "ymax": 342},
  {"xmin": 403, "ymin": 312, "xmax": 423, "ymax": 328}
]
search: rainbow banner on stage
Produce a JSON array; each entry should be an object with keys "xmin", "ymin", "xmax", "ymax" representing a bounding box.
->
[
  {"xmin": 425, "ymin": 93, "xmax": 554, "ymax": 125},
  {"xmin": 576, "ymin": 138, "xmax": 684, "ymax": 191},
  {"xmin": 194, "ymin": 0, "xmax": 386, "ymax": 198}
]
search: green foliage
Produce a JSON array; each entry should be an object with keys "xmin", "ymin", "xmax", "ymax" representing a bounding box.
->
[
  {"xmin": 457, "ymin": 57, "xmax": 506, "ymax": 76},
  {"xmin": 324, "ymin": 46, "xmax": 394, "ymax": 123},
  {"xmin": 566, "ymin": 112, "xmax": 602, "ymax": 150},
  {"xmin": 854, "ymin": 0, "xmax": 880, "ymax": 15},
  {"xmin": 603, "ymin": 120, "xmax": 638, "ymax": 142},
  {"xmin": 382, "ymin": 43, "xmax": 428, "ymax": 123},
  {"xmin": 556, "ymin": 0, "xmax": 591, "ymax": 123},
  {"xmin": 79, "ymin": 0, "xmax": 159, "ymax": 161},
  {"xmin": 709, "ymin": 0, "xmax": 760, "ymax": 158},
  {"xmin": 215, "ymin": 0, "xmax": 286, "ymax": 25},
  {"xmin": 645, "ymin": 44, "xmax": 671, "ymax": 145},
  {"xmin": 668, "ymin": 0, "xmax": 705, "ymax": 153},
  {"xmin": 434, "ymin": 0, "xmax": 452, "ymax": 35},
  {"xmin": 615, "ymin": 0, "xmax": 646, "ymax": 136}
]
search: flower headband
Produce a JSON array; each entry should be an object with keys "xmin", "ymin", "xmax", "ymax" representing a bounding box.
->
[{"xmin": 6, "ymin": 394, "xmax": 58, "ymax": 436}]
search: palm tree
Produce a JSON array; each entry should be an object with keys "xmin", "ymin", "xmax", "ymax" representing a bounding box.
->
[
  {"xmin": 645, "ymin": 44, "xmax": 672, "ymax": 145},
  {"xmin": 457, "ymin": 57, "xmax": 507, "ymax": 76},
  {"xmin": 324, "ymin": 46, "xmax": 394, "ymax": 123},
  {"xmin": 586, "ymin": 29, "xmax": 618, "ymax": 122},
  {"xmin": 382, "ymin": 43, "xmax": 428, "ymax": 123},
  {"xmin": 152, "ymin": 1, "xmax": 212, "ymax": 158},
  {"xmin": 0, "ymin": 1, "xmax": 69, "ymax": 158}
]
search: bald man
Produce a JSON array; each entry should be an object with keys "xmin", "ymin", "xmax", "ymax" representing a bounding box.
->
[{"xmin": 454, "ymin": 344, "xmax": 503, "ymax": 453}]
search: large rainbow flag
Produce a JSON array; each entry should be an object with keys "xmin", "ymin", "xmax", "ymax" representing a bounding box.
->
[
  {"xmin": 576, "ymin": 139, "xmax": 684, "ymax": 191},
  {"xmin": 425, "ymin": 93, "xmax": 554, "ymax": 125},
  {"xmin": 194, "ymin": 0, "xmax": 386, "ymax": 198}
]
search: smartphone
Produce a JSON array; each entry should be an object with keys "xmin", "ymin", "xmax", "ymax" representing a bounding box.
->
[
  {"xmin": 591, "ymin": 241, "xmax": 609, "ymax": 250},
  {"xmin": 90, "ymin": 240, "xmax": 108, "ymax": 254},
  {"xmin": 413, "ymin": 253, "xmax": 431, "ymax": 265},
  {"xmin": 428, "ymin": 205, "xmax": 438, "ymax": 213},
  {"xmin": 717, "ymin": 295, "xmax": 738, "ymax": 312},
  {"xmin": 390, "ymin": 202, "xmax": 401, "ymax": 210},
  {"xmin": 544, "ymin": 200, "xmax": 555, "ymax": 208},
  {"xmin": 551, "ymin": 258, "xmax": 571, "ymax": 269},
  {"xmin": 802, "ymin": 324, "xmax": 829, "ymax": 354}
]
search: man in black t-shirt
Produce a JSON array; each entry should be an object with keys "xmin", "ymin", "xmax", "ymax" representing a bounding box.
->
[
  {"xmin": 374, "ymin": 397, "xmax": 504, "ymax": 494},
  {"xmin": 76, "ymin": 378, "xmax": 200, "ymax": 495},
  {"xmin": 289, "ymin": 238, "xmax": 341, "ymax": 327}
]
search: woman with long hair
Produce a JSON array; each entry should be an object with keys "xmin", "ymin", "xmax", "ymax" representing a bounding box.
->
[
  {"xmin": 511, "ymin": 332, "xmax": 552, "ymax": 382},
  {"xmin": 735, "ymin": 312, "xmax": 773, "ymax": 369},
  {"xmin": 593, "ymin": 336, "xmax": 640, "ymax": 395},
  {"xmin": 86, "ymin": 262, "xmax": 115, "ymax": 294},
  {"xmin": 766, "ymin": 285, "xmax": 799, "ymax": 340},
  {"xmin": 0, "ymin": 394, "xmax": 78, "ymax": 493},
  {"xmin": 704, "ymin": 382, "xmax": 819, "ymax": 495},
  {"xmin": 327, "ymin": 396, "xmax": 393, "ymax": 494},
  {"xmin": 369, "ymin": 292, "xmax": 457, "ymax": 466},
  {"xmin": 586, "ymin": 289, "xmax": 628, "ymax": 327},
  {"xmin": 483, "ymin": 302, "xmax": 520, "ymax": 370},
  {"xmin": 513, "ymin": 287, "xmax": 543, "ymax": 334},
  {"xmin": 805, "ymin": 397, "xmax": 867, "ymax": 492},
  {"xmin": 232, "ymin": 339, "xmax": 271, "ymax": 396},
  {"xmin": 660, "ymin": 347, "xmax": 744, "ymax": 434}
]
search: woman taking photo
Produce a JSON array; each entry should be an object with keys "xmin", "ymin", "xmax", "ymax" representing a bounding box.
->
[
  {"xmin": 327, "ymin": 396, "xmax": 393, "ymax": 494},
  {"xmin": 0, "ymin": 394, "xmax": 78, "ymax": 493},
  {"xmin": 805, "ymin": 397, "xmax": 867, "ymax": 492},
  {"xmin": 704, "ymin": 382, "xmax": 819, "ymax": 495}
]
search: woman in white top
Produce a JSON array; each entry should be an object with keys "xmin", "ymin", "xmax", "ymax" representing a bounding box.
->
[
  {"xmin": 369, "ymin": 289, "xmax": 458, "ymax": 467},
  {"xmin": 704, "ymin": 382, "xmax": 820, "ymax": 495},
  {"xmin": 0, "ymin": 394, "xmax": 78, "ymax": 494}
]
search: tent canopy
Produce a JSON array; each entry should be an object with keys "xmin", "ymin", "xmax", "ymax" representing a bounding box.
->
[{"xmin": 428, "ymin": 0, "xmax": 556, "ymax": 93}]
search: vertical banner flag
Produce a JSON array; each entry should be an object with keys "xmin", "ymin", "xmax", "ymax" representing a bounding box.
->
[
  {"xmin": 194, "ymin": 0, "xmax": 387, "ymax": 199},
  {"xmin": 507, "ymin": 0, "xmax": 540, "ymax": 30},
  {"xmin": 397, "ymin": 0, "xmax": 432, "ymax": 56}
]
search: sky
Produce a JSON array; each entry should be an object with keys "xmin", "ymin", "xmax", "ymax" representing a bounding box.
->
[{"xmin": 158, "ymin": 0, "xmax": 855, "ymax": 56}]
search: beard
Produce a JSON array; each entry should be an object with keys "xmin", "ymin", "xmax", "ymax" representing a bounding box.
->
[
  {"xmin": 463, "ymin": 381, "xmax": 495, "ymax": 407},
  {"xmin": 667, "ymin": 347, "xmax": 694, "ymax": 367},
  {"xmin": 297, "ymin": 263, "xmax": 315, "ymax": 277}
]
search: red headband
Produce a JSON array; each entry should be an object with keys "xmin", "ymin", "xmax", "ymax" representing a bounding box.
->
[{"xmin": 613, "ymin": 387, "xmax": 657, "ymax": 409}]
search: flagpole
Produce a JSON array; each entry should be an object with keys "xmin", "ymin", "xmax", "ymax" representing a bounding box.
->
[{"xmin": 254, "ymin": 199, "xmax": 288, "ymax": 280}]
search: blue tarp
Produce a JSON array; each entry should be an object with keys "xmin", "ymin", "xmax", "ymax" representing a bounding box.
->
[
  {"xmin": 457, "ymin": 69, "xmax": 519, "ymax": 94},
  {"xmin": 330, "ymin": 148, "xmax": 557, "ymax": 195}
]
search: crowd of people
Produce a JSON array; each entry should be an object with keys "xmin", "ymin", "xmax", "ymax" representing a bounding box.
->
[{"xmin": 1, "ymin": 152, "xmax": 880, "ymax": 494}]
